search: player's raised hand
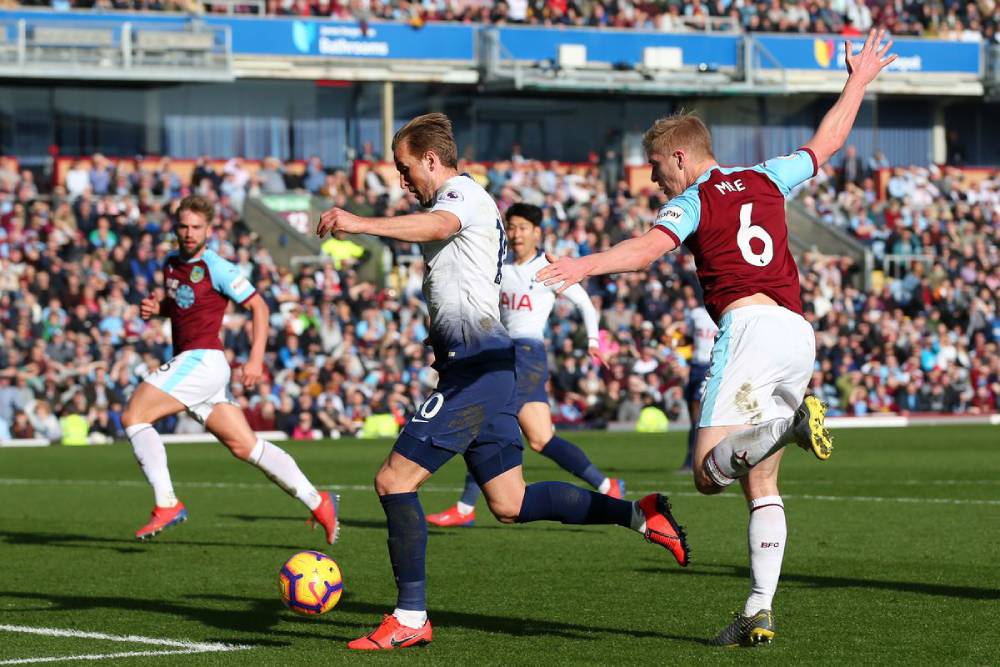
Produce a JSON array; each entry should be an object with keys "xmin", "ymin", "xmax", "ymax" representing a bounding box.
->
[
  {"xmin": 536, "ymin": 255, "xmax": 591, "ymax": 295},
  {"xmin": 242, "ymin": 358, "xmax": 265, "ymax": 389},
  {"xmin": 317, "ymin": 207, "xmax": 366, "ymax": 238},
  {"xmin": 139, "ymin": 295, "xmax": 160, "ymax": 320},
  {"xmin": 845, "ymin": 28, "xmax": 896, "ymax": 85}
]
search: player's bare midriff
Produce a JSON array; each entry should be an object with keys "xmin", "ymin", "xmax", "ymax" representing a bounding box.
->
[{"xmin": 720, "ymin": 293, "xmax": 779, "ymax": 316}]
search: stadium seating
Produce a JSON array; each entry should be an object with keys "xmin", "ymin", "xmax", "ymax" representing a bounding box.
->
[
  {"xmin": 10, "ymin": 1, "xmax": 998, "ymax": 41},
  {"xmin": 0, "ymin": 146, "xmax": 995, "ymax": 444}
]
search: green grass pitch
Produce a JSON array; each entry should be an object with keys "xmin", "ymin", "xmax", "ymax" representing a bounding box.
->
[{"xmin": 1, "ymin": 426, "xmax": 998, "ymax": 665}]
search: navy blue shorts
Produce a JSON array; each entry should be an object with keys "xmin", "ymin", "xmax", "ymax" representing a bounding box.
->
[
  {"xmin": 393, "ymin": 351, "xmax": 524, "ymax": 486},
  {"xmin": 513, "ymin": 338, "xmax": 549, "ymax": 410},
  {"xmin": 685, "ymin": 362, "xmax": 711, "ymax": 405}
]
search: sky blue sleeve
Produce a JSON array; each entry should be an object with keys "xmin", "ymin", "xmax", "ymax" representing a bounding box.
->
[
  {"xmin": 652, "ymin": 186, "xmax": 701, "ymax": 245},
  {"xmin": 206, "ymin": 253, "xmax": 256, "ymax": 305},
  {"xmin": 752, "ymin": 148, "xmax": 818, "ymax": 197}
]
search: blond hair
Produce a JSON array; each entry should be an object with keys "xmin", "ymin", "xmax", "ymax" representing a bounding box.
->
[
  {"xmin": 177, "ymin": 194, "xmax": 214, "ymax": 223},
  {"xmin": 392, "ymin": 112, "xmax": 458, "ymax": 168},
  {"xmin": 642, "ymin": 111, "xmax": 714, "ymax": 160}
]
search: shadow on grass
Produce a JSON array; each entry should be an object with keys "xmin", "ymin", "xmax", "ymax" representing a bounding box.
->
[
  {"xmin": 334, "ymin": 598, "xmax": 709, "ymax": 644},
  {"xmin": 219, "ymin": 514, "xmax": 598, "ymax": 535},
  {"xmin": 0, "ymin": 530, "xmax": 307, "ymax": 553},
  {"xmin": 0, "ymin": 584, "xmax": 707, "ymax": 645},
  {"xmin": 636, "ymin": 563, "xmax": 1000, "ymax": 601},
  {"xmin": 0, "ymin": 590, "xmax": 297, "ymax": 645}
]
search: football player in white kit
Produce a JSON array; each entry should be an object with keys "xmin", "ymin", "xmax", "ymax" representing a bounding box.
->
[
  {"xmin": 317, "ymin": 113, "xmax": 689, "ymax": 650},
  {"xmin": 680, "ymin": 300, "xmax": 718, "ymax": 472},
  {"xmin": 426, "ymin": 203, "xmax": 625, "ymax": 527}
]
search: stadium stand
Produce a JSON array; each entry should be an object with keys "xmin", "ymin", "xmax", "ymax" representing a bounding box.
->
[
  {"xmin": 8, "ymin": 0, "xmax": 998, "ymax": 41},
  {"xmin": 0, "ymin": 147, "xmax": 996, "ymax": 444}
]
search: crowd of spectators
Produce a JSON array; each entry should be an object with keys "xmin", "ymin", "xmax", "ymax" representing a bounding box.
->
[
  {"xmin": 8, "ymin": 0, "xmax": 999, "ymax": 42},
  {"xmin": 0, "ymin": 141, "xmax": 997, "ymax": 444}
]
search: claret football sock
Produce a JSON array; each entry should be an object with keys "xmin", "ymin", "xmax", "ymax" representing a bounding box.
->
[
  {"xmin": 381, "ymin": 492, "xmax": 428, "ymax": 618},
  {"xmin": 744, "ymin": 496, "xmax": 786, "ymax": 616},
  {"xmin": 703, "ymin": 417, "xmax": 795, "ymax": 487},
  {"xmin": 247, "ymin": 438, "xmax": 322, "ymax": 510},
  {"xmin": 540, "ymin": 436, "xmax": 607, "ymax": 490},
  {"xmin": 127, "ymin": 423, "xmax": 177, "ymax": 508},
  {"xmin": 515, "ymin": 481, "xmax": 632, "ymax": 527}
]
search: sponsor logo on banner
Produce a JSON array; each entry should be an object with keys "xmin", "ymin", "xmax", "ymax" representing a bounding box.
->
[
  {"xmin": 292, "ymin": 21, "xmax": 317, "ymax": 54},
  {"xmin": 813, "ymin": 39, "xmax": 835, "ymax": 68},
  {"xmin": 293, "ymin": 22, "xmax": 390, "ymax": 57}
]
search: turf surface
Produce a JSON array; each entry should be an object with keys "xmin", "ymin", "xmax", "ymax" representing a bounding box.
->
[{"xmin": 1, "ymin": 426, "xmax": 998, "ymax": 665}]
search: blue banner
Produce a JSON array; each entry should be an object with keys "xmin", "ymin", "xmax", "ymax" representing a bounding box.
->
[
  {"xmin": 755, "ymin": 35, "xmax": 982, "ymax": 75},
  {"xmin": 224, "ymin": 18, "xmax": 474, "ymax": 59},
  {"xmin": 0, "ymin": 11, "xmax": 476, "ymax": 60},
  {"xmin": 0, "ymin": 10, "xmax": 983, "ymax": 73},
  {"xmin": 496, "ymin": 26, "xmax": 739, "ymax": 68}
]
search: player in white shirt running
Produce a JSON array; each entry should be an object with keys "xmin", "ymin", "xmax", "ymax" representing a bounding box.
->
[
  {"xmin": 680, "ymin": 301, "xmax": 718, "ymax": 471},
  {"xmin": 426, "ymin": 203, "xmax": 625, "ymax": 528},
  {"xmin": 317, "ymin": 113, "xmax": 689, "ymax": 651}
]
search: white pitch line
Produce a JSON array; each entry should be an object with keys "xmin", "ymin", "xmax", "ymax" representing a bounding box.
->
[
  {"xmin": 0, "ymin": 478, "xmax": 997, "ymax": 507},
  {"xmin": 0, "ymin": 625, "xmax": 250, "ymax": 665},
  {"xmin": 0, "ymin": 648, "xmax": 231, "ymax": 665},
  {"xmin": 0, "ymin": 625, "xmax": 245, "ymax": 651}
]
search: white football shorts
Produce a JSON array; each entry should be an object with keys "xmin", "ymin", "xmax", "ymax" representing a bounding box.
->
[
  {"xmin": 144, "ymin": 348, "xmax": 237, "ymax": 424},
  {"xmin": 699, "ymin": 305, "xmax": 815, "ymax": 428}
]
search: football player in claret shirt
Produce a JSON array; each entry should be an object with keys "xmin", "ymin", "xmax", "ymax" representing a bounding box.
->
[
  {"xmin": 540, "ymin": 30, "xmax": 896, "ymax": 647},
  {"xmin": 317, "ymin": 113, "xmax": 689, "ymax": 651},
  {"xmin": 121, "ymin": 195, "xmax": 339, "ymax": 544},
  {"xmin": 425, "ymin": 202, "xmax": 624, "ymax": 528}
]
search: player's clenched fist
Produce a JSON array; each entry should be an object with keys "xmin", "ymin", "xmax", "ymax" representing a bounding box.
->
[
  {"xmin": 316, "ymin": 207, "xmax": 367, "ymax": 238},
  {"xmin": 140, "ymin": 295, "xmax": 161, "ymax": 320}
]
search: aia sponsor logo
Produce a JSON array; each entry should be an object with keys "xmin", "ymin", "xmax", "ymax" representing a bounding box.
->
[{"xmin": 501, "ymin": 291, "xmax": 533, "ymax": 311}]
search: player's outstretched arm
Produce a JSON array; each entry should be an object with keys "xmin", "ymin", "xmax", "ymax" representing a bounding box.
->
[
  {"xmin": 242, "ymin": 294, "xmax": 269, "ymax": 389},
  {"xmin": 805, "ymin": 28, "xmax": 897, "ymax": 168},
  {"xmin": 537, "ymin": 227, "xmax": 676, "ymax": 294},
  {"xmin": 316, "ymin": 207, "xmax": 460, "ymax": 243}
]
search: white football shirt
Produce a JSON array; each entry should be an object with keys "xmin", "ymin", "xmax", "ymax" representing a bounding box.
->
[
  {"xmin": 424, "ymin": 174, "xmax": 511, "ymax": 361},
  {"xmin": 688, "ymin": 306, "xmax": 718, "ymax": 365},
  {"xmin": 501, "ymin": 252, "xmax": 600, "ymax": 342}
]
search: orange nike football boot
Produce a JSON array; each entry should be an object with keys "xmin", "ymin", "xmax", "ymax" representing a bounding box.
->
[
  {"xmin": 135, "ymin": 501, "xmax": 188, "ymax": 541},
  {"xmin": 426, "ymin": 504, "xmax": 475, "ymax": 527},
  {"xmin": 348, "ymin": 614, "xmax": 433, "ymax": 650},
  {"xmin": 605, "ymin": 478, "xmax": 626, "ymax": 499},
  {"xmin": 307, "ymin": 492, "xmax": 340, "ymax": 544},
  {"xmin": 637, "ymin": 493, "xmax": 690, "ymax": 567}
]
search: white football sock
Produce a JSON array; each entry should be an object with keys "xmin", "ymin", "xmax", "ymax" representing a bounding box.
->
[
  {"xmin": 456, "ymin": 501, "xmax": 475, "ymax": 515},
  {"xmin": 744, "ymin": 496, "xmax": 786, "ymax": 616},
  {"xmin": 597, "ymin": 478, "xmax": 611, "ymax": 494},
  {"xmin": 248, "ymin": 439, "xmax": 322, "ymax": 511},
  {"xmin": 126, "ymin": 423, "xmax": 177, "ymax": 508},
  {"xmin": 703, "ymin": 417, "xmax": 795, "ymax": 487},
  {"xmin": 393, "ymin": 607, "xmax": 428, "ymax": 629}
]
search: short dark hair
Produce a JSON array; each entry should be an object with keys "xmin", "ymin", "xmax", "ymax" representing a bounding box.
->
[
  {"xmin": 392, "ymin": 113, "xmax": 458, "ymax": 168},
  {"xmin": 177, "ymin": 195, "xmax": 214, "ymax": 223},
  {"xmin": 505, "ymin": 202, "xmax": 543, "ymax": 227}
]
